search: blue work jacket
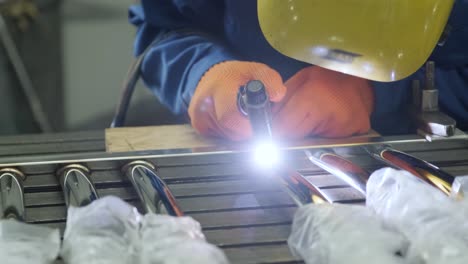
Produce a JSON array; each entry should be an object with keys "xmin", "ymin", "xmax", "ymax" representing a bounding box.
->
[{"xmin": 129, "ymin": 0, "xmax": 468, "ymax": 135}]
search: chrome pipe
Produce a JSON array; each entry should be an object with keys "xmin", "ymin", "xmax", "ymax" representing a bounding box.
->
[
  {"xmin": 366, "ymin": 145, "xmax": 455, "ymax": 196},
  {"xmin": 0, "ymin": 168, "xmax": 25, "ymax": 221},
  {"xmin": 56, "ymin": 164, "xmax": 99, "ymax": 207},
  {"xmin": 275, "ymin": 169, "xmax": 329, "ymax": 206},
  {"xmin": 122, "ymin": 160, "xmax": 183, "ymax": 216},
  {"xmin": 305, "ymin": 150, "xmax": 370, "ymax": 196}
]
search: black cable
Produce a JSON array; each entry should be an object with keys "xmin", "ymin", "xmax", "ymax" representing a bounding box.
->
[
  {"xmin": 110, "ymin": 53, "xmax": 145, "ymax": 128},
  {"xmin": 110, "ymin": 35, "xmax": 167, "ymax": 128}
]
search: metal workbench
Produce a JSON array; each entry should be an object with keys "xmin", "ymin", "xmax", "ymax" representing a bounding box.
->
[{"xmin": 1, "ymin": 130, "xmax": 468, "ymax": 263}]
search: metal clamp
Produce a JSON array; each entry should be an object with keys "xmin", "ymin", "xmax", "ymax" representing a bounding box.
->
[{"xmin": 410, "ymin": 61, "xmax": 456, "ymax": 138}]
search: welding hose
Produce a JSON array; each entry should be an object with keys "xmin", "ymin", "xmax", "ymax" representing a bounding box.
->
[
  {"xmin": 110, "ymin": 52, "xmax": 144, "ymax": 128},
  {"xmin": 111, "ymin": 31, "xmax": 179, "ymax": 128},
  {"xmin": 0, "ymin": 14, "xmax": 52, "ymax": 132}
]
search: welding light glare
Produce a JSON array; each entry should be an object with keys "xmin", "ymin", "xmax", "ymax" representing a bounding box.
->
[{"xmin": 253, "ymin": 141, "xmax": 280, "ymax": 169}]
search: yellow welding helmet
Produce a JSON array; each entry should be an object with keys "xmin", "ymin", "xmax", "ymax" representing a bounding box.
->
[{"xmin": 258, "ymin": 0, "xmax": 454, "ymax": 82}]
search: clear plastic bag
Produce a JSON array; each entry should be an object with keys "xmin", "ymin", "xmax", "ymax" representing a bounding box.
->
[
  {"xmin": 61, "ymin": 196, "xmax": 141, "ymax": 264},
  {"xmin": 366, "ymin": 168, "xmax": 455, "ymax": 226},
  {"xmin": 366, "ymin": 168, "xmax": 468, "ymax": 264},
  {"xmin": 61, "ymin": 196, "xmax": 228, "ymax": 264},
  {"xmin": 0, "ymin": 219, "xmax": 60, "ymax": 264},
  {"xmin": 139, "ymin": 214, "xmax": 229, "ymax": 264},
  {"xmin": 288, "ymin": 203, "xmax": 410, "ymax": 264}
]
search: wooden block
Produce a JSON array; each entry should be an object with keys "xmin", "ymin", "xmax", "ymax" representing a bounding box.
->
[{"xmin": 105, "ymin": 125, "xmax": 225, "ymax": 153}]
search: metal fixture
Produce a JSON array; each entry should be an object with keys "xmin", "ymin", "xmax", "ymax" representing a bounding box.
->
[{"xmin": 410, "ymin": 61, "xmax": 456, "ymax": 138}]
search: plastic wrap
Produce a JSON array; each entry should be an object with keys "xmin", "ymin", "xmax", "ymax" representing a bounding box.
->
[
  {"xmin": 366, "ymin": 168, "xmax": 468, "ymax": 264},
  {"xmin": 139, "ymin": 214, "xmax": 229, "ymax": 264},
  {"xmin": 366, "ymin": 168, "xmax": 456, "ymax": 225},
  {"xmin": 287, "ymin": 203, "xmax": 410, "ymax": 264},
  {"xmin": 61, "ymin": 196, "xmax": 141, "ymax": 264},
  {"xmin": 0, "ymin": 220, "xmax": 60, "ymax": 264},
  {"xmin": 61, "ymin": 196, "xmax": 228, "ymax": 264}
]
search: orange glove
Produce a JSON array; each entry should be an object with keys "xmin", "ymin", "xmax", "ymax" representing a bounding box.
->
[
  {"xmin": 188, "ymin": 61, "xmax": 286, "ymax": 141},
  {"xmin": 273, "ymin": 66, "xmax": 374, "ymax": 139}
]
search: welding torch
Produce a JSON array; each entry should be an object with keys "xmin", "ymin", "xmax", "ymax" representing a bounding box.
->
[
  {"xmin": 238, "ymin": 80, "xmax": 274, "ymax": 141},
  {"xmin": 238, "ymin": 80, "xmax": 329, "ymax": 206}
]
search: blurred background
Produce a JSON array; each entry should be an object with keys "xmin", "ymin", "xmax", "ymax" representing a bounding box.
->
[{"xmin": 0, "ymin": 0, "xmax": 181, "ymax": 136}]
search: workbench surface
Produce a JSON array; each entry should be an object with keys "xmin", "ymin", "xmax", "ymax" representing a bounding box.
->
[{"xmin": 1, "ymin": 127, "xmax": 468, "ymax": 263}]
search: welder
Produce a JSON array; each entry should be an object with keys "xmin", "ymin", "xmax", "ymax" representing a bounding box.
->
[{"xmin": 128, "ymin": 1, "xmax": 467, "ymax": 141}]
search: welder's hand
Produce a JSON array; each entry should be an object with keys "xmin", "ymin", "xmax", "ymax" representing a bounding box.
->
[
  {"xmin": 188, "ymin": 61, "xmax": 286, "ymax": 141},
  {"xmin": 273, "ymin": 66, "xmax": 374, "ymax": 139}
]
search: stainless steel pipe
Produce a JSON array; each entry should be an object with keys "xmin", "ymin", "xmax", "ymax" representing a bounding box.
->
[
  {"xmin": 366, "ymin": 145, "xmax": 455, "ymax": 196},
  {"xmin": 122, "ymin": 160, "xmax": 183, "ymax": 216},
  {"xmin": 275, "ymin": 169, "xmax": 328, "ymax": 206},
  {"xmin": 0, "ymin": 168, "xmax": 25, "ymax": 220},
  {"xmin": 56, "ymin": 164, "xmax": 99, "ymax": 207},
  {"xmin": 305, "ymin": 150, "xmax": 370, "ymax": 196}
]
